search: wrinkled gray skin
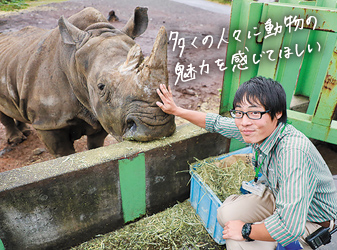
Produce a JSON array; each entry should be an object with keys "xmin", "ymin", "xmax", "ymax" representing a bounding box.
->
[{"xmin": 0, "ymin": 7, "xmax": 175, "ymax": 157}]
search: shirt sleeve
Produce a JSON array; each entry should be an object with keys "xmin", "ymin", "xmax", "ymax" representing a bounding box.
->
[
  {"xmin": 264, "ymin": 146, "xmax": 315, "ymax": 246},
  {"xmin": 205, "ymin": 113, "xmax": 244, "ymax": 142}
]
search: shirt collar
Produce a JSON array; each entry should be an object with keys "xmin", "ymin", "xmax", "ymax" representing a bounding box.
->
[{"xmin": 252, "ymin": 122, "xmax": 286, "ymax": 155}]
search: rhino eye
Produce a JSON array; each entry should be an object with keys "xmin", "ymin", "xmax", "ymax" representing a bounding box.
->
[{"xmin": 98, "ymin": 83, "xmax": 105, "ymax": 91}]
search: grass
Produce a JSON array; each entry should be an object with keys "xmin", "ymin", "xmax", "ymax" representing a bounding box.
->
[
  {"xmin": 72, "ymin": 200, "xmax": 226, "ymax": 250},
  {"xmin": 0, "ymin": 0, "xmax": 67, "ymax": 12},
  {"xmin": 208, "ymin": 0, "xmax": 232, "ymax": 5},
  {"xmin": 192, "ymin": 157, "xmax": 255, "ymax": 202},
  {"xmin": 0, "ymin": 0, "xmax": 29, "ymax": 11},
  {"xmin": 72, "ymin": 155, "xmax": 253, "ymax": 249}
]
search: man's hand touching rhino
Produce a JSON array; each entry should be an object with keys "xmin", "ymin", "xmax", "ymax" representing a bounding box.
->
[
  {"xmin": 156, "ymin": 84, "xmax": 178, "ymax": 115},
  {"xmin": 156, "ymin": 84, "xmax": 207, "ymax": 129}
]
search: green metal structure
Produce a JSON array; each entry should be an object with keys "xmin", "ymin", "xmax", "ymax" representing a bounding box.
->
[{"xmin": 220, "ymin": 0, "xmax": 337, "ymax": 149}]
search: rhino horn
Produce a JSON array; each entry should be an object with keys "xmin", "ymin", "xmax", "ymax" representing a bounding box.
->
[
  {"xmin": 147, "ymin": 26, "xmax": 168, "ymax": 69},
  {"xmin": 121, "ymin": 7, "xmax": 148, "ymax": 39},
  {"xmin": 58, "ymin": 16, "xmax": 88, "ymax": 46},
  {"xmin": 139, "ymin": 26, "xmax": 168, "ymax": 85}
]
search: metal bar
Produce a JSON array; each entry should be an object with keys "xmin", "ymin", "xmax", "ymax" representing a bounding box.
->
[
  {"xmin": 303, "ymin": 31, "xmax": 336, "ymax": 114},
  {"xmin": 288, "ymin": 110, "xmax": 337, "ymax": 143},
  {"xmin": 239, "ymin": 2, "xmax": 264, "ymax": 83},
  {"xmin": 276, "ymin": 29, "xmax": 309, "ymax": 108},
  {"xmin": 266, "ymin": 3, "xmax": 337, "ymax": 32},
  {"xmin": 311, "ymin": 40, "xmax": 337, "ymax": 126},
  {"xmin": 220, "ymin": 0, "xmax": 258, "ymax": 114}
]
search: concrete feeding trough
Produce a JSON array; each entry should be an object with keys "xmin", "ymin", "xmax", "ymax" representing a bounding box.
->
[{"xmin": 0, "ymin": 123, "xmax": 230, "ymax": 250}]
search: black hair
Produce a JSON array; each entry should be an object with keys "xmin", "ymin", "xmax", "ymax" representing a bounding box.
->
[{"xmin": 233, "ymin": 76, "xmax": 287, "ymax": 124}]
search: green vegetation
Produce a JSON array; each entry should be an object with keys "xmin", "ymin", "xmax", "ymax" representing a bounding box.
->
[
  {"xmin": 0, "ymin": 0, "xmax": 37, "ymax": 11},
  {"xmin": 208, "ymin": 0, "xmax": 232, "ymax": 5},
  {"xmin": 192, "ymin": 157, "xmax": 255, "ymax": 202},
  {"xmin": 72, "ymin": 200, "xmax": 225, "ymax": 250},
  {"xmin": 72, "ymin": 156, "xmax": 252, "ymax": 249}
]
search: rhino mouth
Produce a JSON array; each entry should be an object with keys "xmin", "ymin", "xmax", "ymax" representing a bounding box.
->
[{"xmin": 122, "ymin": 111, "xmax": 175, "ymax": 141}]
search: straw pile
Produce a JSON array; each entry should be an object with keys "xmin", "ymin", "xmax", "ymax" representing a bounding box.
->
[
  {"xmin": 72, "ymin": 200, "xmax": 222, "ymax": 250},
  {"xmin": 72, "ymin": 154, "xmax": 253, "ymax": 249},
  {"xmin": 191, "ymin": 154, "xmax": 255, "ymax": 202}
]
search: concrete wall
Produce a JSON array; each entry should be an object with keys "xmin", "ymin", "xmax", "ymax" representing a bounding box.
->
[{"xmin": 0, "ymin": 124, "xmax": 230, "ymax": 250}]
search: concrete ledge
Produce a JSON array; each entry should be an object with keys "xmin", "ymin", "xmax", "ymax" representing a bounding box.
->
[{"xmin": 0, "ymin": 123, "xmax": 230, "ymax": 250}]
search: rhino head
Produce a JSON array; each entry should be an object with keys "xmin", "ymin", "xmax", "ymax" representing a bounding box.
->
[{"xmin": 58, "ymin": 7, "xmax": 175, "ymax": 142}]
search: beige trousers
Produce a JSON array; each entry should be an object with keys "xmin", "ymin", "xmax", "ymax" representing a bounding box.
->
[{"xmin": 217, "ymin": 189, "xmax": 322, "ymax": 250}]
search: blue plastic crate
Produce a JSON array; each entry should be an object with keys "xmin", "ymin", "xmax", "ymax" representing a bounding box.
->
[{"xmin": 189, "ymin": 147, "xmax": 252, "ymax": 245}]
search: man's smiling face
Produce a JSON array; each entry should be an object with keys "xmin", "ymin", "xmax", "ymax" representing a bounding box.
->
[{"xmin": 234, "ymin": 98, "xmax": 282, "ymax": 144}]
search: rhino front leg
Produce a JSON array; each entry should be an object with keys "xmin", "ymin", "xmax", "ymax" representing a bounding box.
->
[
  {"xmin": 0, "ymin": 112, "xmax": 27, "ymax": 145},
  {"xmin": 17, "ymin": 121, "xmax": 32, "ymax": 137},
  {"xmin": 36, "ymin": 129, "xmax": 75, "ymax": 157},
  {"xmin": 87, "ymin": 129, "xmax": 108, "ymax": 150}
]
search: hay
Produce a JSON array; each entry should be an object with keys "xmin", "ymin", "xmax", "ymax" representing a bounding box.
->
[
  {"xmin": 73, "ymin": 154, "xmax": 253, "ymax": 249},
  {"xmin": 72, "ymin": 200, "xmax": 224, "ymax": 250},
  {"xmin": 191, "ymin": 154, "xmax": 255, "ymax": 202}
]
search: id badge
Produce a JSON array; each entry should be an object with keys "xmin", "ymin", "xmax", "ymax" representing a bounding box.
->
[{"xmin": 241, "ymin": 180, "xmax": 266, "ymax": 197}]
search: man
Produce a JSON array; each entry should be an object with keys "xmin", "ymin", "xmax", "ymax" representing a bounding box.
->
[{"xmin": 156, "ymin": 76, "xmax": 337, "ymax": 249}]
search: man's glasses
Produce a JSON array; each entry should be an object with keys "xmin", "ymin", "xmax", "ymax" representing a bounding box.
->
[{"xmin": 230, "ymin": 110, "xmax": 270, "ymax": 120}]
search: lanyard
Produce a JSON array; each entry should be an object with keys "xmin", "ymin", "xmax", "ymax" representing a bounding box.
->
[
  {"xmin": 253, "ymin": 124, "xmax": 286, "ymax": 183},
  {"xmin": 254, "ymin": 151, "xmax": 265, "ymax": 182}
]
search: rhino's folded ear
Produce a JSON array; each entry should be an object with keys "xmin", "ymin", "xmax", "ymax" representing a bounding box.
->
[
  {"xmin": 58, "ymin": 16, "xmax": 88, "ymax": 46},
  {"xmin": 119, "ymin": 44, "xmax": 144, "ymax": 72},
  {"xmin": 121, "ymin": 7, "xmax": 148, "ymax": 39}
]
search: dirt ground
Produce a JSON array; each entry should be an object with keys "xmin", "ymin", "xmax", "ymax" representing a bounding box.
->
[
  {"xmin": 0, "ymin": 0, "xmax": 230, "ymax": 171},
  {"xmin": 0, "ymin": 0, "xmax": 336, "ymax": 175}
]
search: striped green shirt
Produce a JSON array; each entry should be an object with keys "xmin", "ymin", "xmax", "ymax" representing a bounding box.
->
[{"xmin": 205, "ymin": 113, "xmax": 337, "ymax": 246}]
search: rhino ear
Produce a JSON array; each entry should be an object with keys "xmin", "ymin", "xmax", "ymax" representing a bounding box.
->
[
  {"xmin": 119, "ymin": 44, "xmax": 144, "ymax": 72},
  {"xmin": 121, "ymin": 7, "xmax": 148, "ymax": 39},
  {"xmin": 58, "ymin": 16, "xmax": 88, "ymax": 46}
]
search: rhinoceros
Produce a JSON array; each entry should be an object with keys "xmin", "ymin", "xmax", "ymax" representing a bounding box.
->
[{"xmin": 0, "ymin": 7, "xmax": 175, "ymax": 157}]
